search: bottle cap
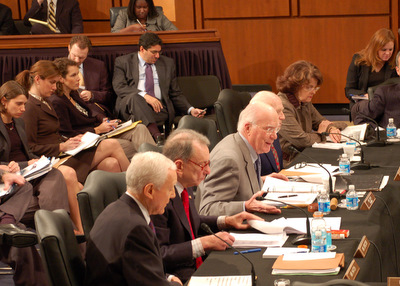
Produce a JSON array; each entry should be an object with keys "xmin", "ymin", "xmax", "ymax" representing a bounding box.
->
[
  {"xmin": 313, "ymin": 211, "xmax": 323, "ymax": 218},
  {"xmin": 349, "ymin": 185, "xmax": 355, "ymax": 191}
]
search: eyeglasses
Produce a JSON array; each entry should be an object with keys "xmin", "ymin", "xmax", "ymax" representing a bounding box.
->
[
  {"xmin": 147, "ymin": 49, "xmax": 163, "ymax": 55},
  {"xmin": 188, "ymin": 159, "xmax": 210, "ymax": 171},
  {"xmin": 255, "ymin": 124, "xmax": 280, "ymax": 134},
  {"xmin": 304, "ymin": 85, "xmax": 320, "ymax": 92}
]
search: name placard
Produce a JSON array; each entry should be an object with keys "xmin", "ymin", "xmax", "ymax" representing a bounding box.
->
[
  {"xmin": 354, "ymin": 235, "xmax": 370, "ymax": 258},
  {"xmin": 394, "ymin": 167, "xmax": 400, "ymax": 181},
  {"xmin": 360, "ymin": 192, "xmax": 376, "ymax": 210},
  {"xmin": 343, "ymin": 259, "xmax": 360, "ymax": 280},
  {"xmin": 387, "ymin": 277, "xmax": 400, "ymax": 285}
]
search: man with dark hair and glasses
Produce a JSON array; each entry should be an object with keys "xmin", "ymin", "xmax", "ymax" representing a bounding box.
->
[
  {"xmin": 151, "ymin": 129, "xmax": 262, "ymax": 284},
  {"xmin": 113, "ymin": 32, "xmax": 205, "ymax": 140}
]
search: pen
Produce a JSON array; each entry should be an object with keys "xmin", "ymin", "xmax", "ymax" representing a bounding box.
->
[
  {"xmin": 136, "ymin": 19, "xmax": 147, "ymax": 31},
  {"xmin": 278, "ymin": 195, "xmax": 298, "ymax": 198},
  {"xmin": 234, "ymin": 248, "xmax": 261, "ymax": 255},
  {"xmin": 107, "ymin": 119, "xmax": 116, "ymax": 130}
]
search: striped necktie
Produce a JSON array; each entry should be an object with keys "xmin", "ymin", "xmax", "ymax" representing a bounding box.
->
[
  {"xmin": 48, "ymin": 1, "xmax": 57, "ymax": 33},
  {"xmin": 271, "ymin": 145, "xmax": 281, "ymax": 171}
]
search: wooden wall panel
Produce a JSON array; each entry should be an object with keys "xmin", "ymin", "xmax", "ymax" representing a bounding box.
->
[
  {"xmin": 299, "ymin": 0, "xmax": 390, "ymax": 16},
  {"xmin": 202, "ymin": 0, "xmax": 290, "ymax": 19},
  {"xmin": 205, "ymin": 16, "xmax": 390, "ymax": 104},
  {"xmin": 80, "ymin": 0, "xmax": 112, "ymax": 20},
  {"xmin": 0, "ymin": 0, "xmax": 21, "ymax": 18}
]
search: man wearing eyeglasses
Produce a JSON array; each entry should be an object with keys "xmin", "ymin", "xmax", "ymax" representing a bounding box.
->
[
  {"xmin": 151, "ymin": 129, "xmax": 262, "ymax": 283},
  {"xmin": 198, "ymin": 102, "xmax": 285, "ymax": 216},
  {"xmin": 113, "ymin": 32, "xmax": 205, "ymax": 140}
]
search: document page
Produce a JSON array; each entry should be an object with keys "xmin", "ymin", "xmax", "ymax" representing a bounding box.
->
[{"xmin": 188, "ymin": 275, "xmax": 251, "ymax": 286}]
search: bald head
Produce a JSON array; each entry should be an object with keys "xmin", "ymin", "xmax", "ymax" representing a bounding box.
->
[{"xmin": 250, "ymin": 91, "xmax": 285, "ymax": 122}]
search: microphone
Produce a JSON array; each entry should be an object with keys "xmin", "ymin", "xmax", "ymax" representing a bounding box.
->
[
  {"xmin": 342, "ymin": 108, "xmax": 385, "ymax": 147},
  {"xmin": 200, "ymin": 223, "xmax": 257, "ymax": 286},
  {"xmin": 255, "ymin": 197, "xmax": 311, "ymax": 245},
  {"xmin": 288, "ymin": 146, "xmax": 333, "ymax": 194},
  {"xmin": 321, "ymin": 131, "xmax": 371, "ymax": 170}
]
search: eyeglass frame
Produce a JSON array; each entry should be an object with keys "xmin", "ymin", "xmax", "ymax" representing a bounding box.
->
[
  {"xmin": 146, "ymin": 49, "xmax": 163, "ymax": 55},
  {"xmin": 187, "ymin": 159, "xmax": 210, "ymax": 171},
  {"xmin": 254, "ymin": 124, "xmax": 280, "ymax": 134},
  {"xmin": 303, "ymin": 85, "xmax": 320, "ymax": 92}
]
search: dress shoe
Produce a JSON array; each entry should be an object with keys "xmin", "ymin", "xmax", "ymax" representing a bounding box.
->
[{"xmin": 0, "ymin": 224, "xmax": 37, "ymax": 248}]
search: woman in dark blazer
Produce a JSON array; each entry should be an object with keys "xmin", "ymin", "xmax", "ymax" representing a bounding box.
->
[{"xmin": 345, "ymin": 28, "xmax": 398, "ymax": 105}]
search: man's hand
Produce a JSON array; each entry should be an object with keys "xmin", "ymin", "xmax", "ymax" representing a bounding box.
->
[
  {"xmin": 79, "ymin": 90, "xmax": 93, "ymax": 102},
  {"xmin": 144, "ymin": 94, "xmax": 163, "ymax": 113},
  {"xmin": 244, "ymin": 191, "xmax": 281, "ymax": 214},
  {"xmin": 328, "ymin": 127, "xmax": 342, "ymax": 143},
  {"xmin": 2, "ymin": 173, "xmax": 25, "ymax": 190},
  {"xmin": 225, "ymin": 211, "xmax": 263, "ymax": 230},
  {"xmin": 200, "ymin": 231, "xmax": 235, "ymax": 251},
  {"xmin": 170, "ymin": 276, "xmax": 182, "ymax": 285},
  {"xmin": 190, "ymin": 108, "xmax": 206, "ymax": 118},
  {"xmin": 37, "ymin": 0, "xmax": 44, "ymax": 5},
  {"xmin": 267, "ymin": 172, "xmax": 289, "ymax": 181},
  {"xmin": 7, "ymin": 161, "xmax": 20, "ymax": 173}
]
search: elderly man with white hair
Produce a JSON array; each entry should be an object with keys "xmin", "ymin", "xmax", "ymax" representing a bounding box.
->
[
  {"xmin": 85, "ymin": 152, "xmax": 182, "ymax": 286},
  {"xmin": 198, "ymin": 101, "xmax": 284, "ymax": 216}
]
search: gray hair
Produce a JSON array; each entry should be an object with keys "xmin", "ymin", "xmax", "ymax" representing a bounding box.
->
[
  {"xmin": 163, "ymin": 129, "xmax": 210, "ymax": 162},
  {"xmin": 250, "ymin": 91, "xmax": 279, "ymax": 106},
  {"xmin": 237, "ymin": 102, "xmax": 274, "ymax": 132},
  {"xmin": 126, "ymin": 152, "xmax": 176, "ymax": 194}
]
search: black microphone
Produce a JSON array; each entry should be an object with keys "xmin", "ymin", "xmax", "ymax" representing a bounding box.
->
[
  {"xmin": 321, "ymin": 132, "xmax": 371, "ymax": 170},
  {"xmin": 342, "ymin": 108, "xmax": 385, "ymax": 147},
  {"xmin": 200, "ymin": 223, "xmax": 257, "ymax": 286},
  {"xmin": 288, "ymin": 146, "xmax": 333, "ymax": 195},
  {"xmin": 255, "ymin": 196, "xmax": 311, "ymax": 246}
]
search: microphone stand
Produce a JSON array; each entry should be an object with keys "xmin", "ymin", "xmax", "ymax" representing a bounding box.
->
[
  {"xmin": 321, "ymin": 132, "xmax": 371, "ymax": 170},
  {"xmin": 201, "ymin": 223, "xmax": 257, "ymax": 286},
  {"xmin": 256, "ymin": 197, "xmax": 311, "ymax": 245}
]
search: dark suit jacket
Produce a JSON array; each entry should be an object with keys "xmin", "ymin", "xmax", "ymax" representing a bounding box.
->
[
  {"xmin": 0, "ymin": 118, "xmax": 37, "ymax": 168},
  {"xmin": 113, "ymin": 52, "xmax": 191, "ymax": 126},
  {"xmin": 49, "ymin": 93, "xmax": 102, "ymax": 137},
  {"xmin": 83, "ymin": 57, "xmax": 115, "ymax": 114},
  {"xmin": 260, "ymin": 138, "xmax": 282, "ymax": 176},
  {"xmin": 0, "ymin": 4, "xmax": 19, "ymax": 35},
  {"xmin": 345, "ymin": 53, "xmax": 397, "ymax": 102},
  {"xmin": 24, "ymin": 0, "xmax": 83, "ymax": 34},
  {"xmin": 151, "ymin": 188, "xmax": 218, "ymax": 283},
  {"xmin": 85, "ymin": 193, "xmax": 178, "ymax": 286}
]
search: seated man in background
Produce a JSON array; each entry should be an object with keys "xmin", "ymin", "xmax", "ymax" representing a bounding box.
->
[
  {"xmin": 198, "ymin": 102, "xmax": 284, "ymax": 216},
  {"xmin": 113, "ymin": 32, "xmax": 204, "ymax": 139},
  {"xmin": 0, "ymin": 4, "xmax": 19, "ymax": 35},
  {"xmin": 85, "ymin": 152, "xmax": 182, "ymax": 286},
  {"xmin": 352, "ymin": 51, "xmax": 400, "ymax": 128},
  {"xmin": 24, "ymin": 0, "xmax": 83, "ymax": 34},
  {"xmin": 152, "ymin": 129, "xmax": 262, "ymax": 283},
  {"xmin": 250, "ymin": 91, "xmax": 285, "ymax": 176},
  {"xmin": 68, "ymin": 35, "xmax": 115, "ymax": 117}
]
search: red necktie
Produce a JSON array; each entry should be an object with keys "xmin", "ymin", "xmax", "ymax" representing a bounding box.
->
[
  {"xmin": 181, "ymin": 189, "xmax": 203, "ymax": 268},
  {"xmin": 271, "ymin": 145, "xmax": 280, "ymax": 171}
]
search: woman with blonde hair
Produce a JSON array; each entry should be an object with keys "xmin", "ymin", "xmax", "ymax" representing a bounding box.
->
[{"xmin": 345, "ymin": 28, "xmax": 398, "ymax": 104}]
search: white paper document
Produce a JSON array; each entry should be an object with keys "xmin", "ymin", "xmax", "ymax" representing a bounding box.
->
[
  {"xmin": 260, "ymin": 192, "xmax": 317, "ymax": 206},
  {"xmin": 262, "ymin": 176, "xmax": 320, "ymax": 193},
  {"xmin": 230, "ymin": 232, "xmax": 288, "ymax": 248},
  {"xmin": 188, "ymin": 275, "xmax": 251, "ymax": 286},
  {"xmin": 274, "ymin": 217, "xmax": 341, "ymax": 233},
  {"xmin": 283, "ymin": 252, "xmax": 336, "ymax": 261},
  {"xmin": 263, "ymin": 247, "xmax": 310, "ymax": 258},
  {"xmin": 65, "ymin": 132, "xmax": 100, "ymax": 156},
  {"xmin": 248, "ymin": 219, "xmax": 305, "ymax": 235}
]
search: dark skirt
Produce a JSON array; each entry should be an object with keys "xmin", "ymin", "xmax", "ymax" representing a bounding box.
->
[{"xmin": 63, "ymin": 147, "xmax": 96, "ymax": 184}]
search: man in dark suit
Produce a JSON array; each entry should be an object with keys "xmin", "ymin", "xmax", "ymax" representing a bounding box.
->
[
  {"xmin": 0, "ymin": 4, "xmax": 19, "ymax": 35},
  {"xmin": 67, "ymin": 35, "xmax": 114, "ymax": 117},
  {"xmin": 151, "ymin": 129, "xmax": 262, "ymax": 283},
  {"xmin": 113, "ymin": 32, "xmax": 205, "ymax": 139},
  {"xmin": 23, "ymin": 0, "xmax": 83, "ymax": 34},
  {"xmin": 85, "ymin": 152, "xmax": 182, "ymax": 286},
  {"xmin": 250, "ymin": 91, "xmax": 285, "ymax": 176}
]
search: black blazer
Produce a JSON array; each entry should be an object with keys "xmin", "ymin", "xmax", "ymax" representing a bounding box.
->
[{"xmin": 260, "ymin": 138, "xmax": 283, "ymax": 176}]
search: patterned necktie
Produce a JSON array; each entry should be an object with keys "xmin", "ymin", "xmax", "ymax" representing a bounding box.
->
[
  {"xmin": 144, "ymin": 63, "xmax": 155, "ymax": 97},
  {"xmin": 271, "ymin": 145, "xmax": 281, "ymax": 171},
  {"xmin": 78, "ymin": 71, "xmax": 85, "ymax": 87},
  {"xmin": 254, "ymin": 155, "xmax": 261, "ymax": 187},
  {"xmin": 181, "ymin": 189, "xmax": 203, "ymax": 268},
  {"xmin": 149, "ymin": 220, "xmax": 156, "ymax": 234},
  {"xmin": 48, "ymin": 1, "xmax": 57, "ymax": 33}
]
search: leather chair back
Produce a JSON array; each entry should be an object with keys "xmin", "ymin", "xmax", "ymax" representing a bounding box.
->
[
  {"xmin": 35, "ymin": 209, "xmax": 85, "ymax": 286},
  {"xmin": 214, "ymin": 89, "xmax": 251, "ymax": 138},
  {"xmin": 77, "ymin": 170, "xmax": 126, "ymax": 240}
]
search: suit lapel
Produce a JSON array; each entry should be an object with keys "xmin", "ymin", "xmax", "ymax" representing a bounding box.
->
[
  {"xmin": 132, "ymin": 53, "xmax": 140, "ymax": 89},
  {"xmin": 171, "ymin": 188, "xmax": 193, "ymax": 236},
  {"xmin": 155, "ymin": 59, "xmax": 166, "ymax": 101},
  {"xmin": 0, "ymin": 121, "xmax": 11, "ymax": 161}
]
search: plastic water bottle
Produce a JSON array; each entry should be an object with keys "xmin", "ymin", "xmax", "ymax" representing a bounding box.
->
[
  {"xmin": 339, "ymin": 153, "xmax": 350, "ymax": 175},
  {"xmin": 317, "ymin": 188, "xmax": 330, "ymax": 215},
  {"xmin": 311, "ymin": 211, "xmax": 327, "ymax": 253},
  {"xmin": 346, "ymin": 184, "xmax": 358, "ymax": 210},
  {"xmin": 387, "ymin": 118, "xmax": 397, "ymax": 139}
]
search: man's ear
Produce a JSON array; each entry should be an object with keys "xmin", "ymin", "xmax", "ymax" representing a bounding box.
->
[
  {"xmin": 143, "ymin": 183, "xmax": 155, "ymax": 200},
  {"xmin": 175, "ymin": 159, "xmax": 184, "ymax": 176}
]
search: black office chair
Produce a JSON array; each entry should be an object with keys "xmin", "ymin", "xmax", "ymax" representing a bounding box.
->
[
  {"xmin": 232, "ymin": 84, "xmax": 272, "ymax": 96},
  {"xmin": 176, "ymin": 115, "xmax": 221, "ymax": 151},
  {"xmin": 214, "ymin": 88, "xmax": 251, "ymax": 138},
  {"xmin": 367, "ymin": 77, "xmax": 400, "ymax": 101},
  {"xmin": 138, "ymin": 142, "xmax": 163, "ymax": 153},
  {"xmin": 77, "ymin": 170, "xmax": 126, "ymax": 240},
  {"xmin": 34, "ymin": 209, "xmax": 85, "ymax": 286},
  {"xmin": 110, "ymin": 6, "xmax": 164, "ymax": 29}
]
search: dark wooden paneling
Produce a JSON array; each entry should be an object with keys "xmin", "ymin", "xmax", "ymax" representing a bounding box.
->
[
  {"xmin": 0, "ymin": 0, "xmax": 21, "ymax": 18},
  {"xmin": 202, "ymin": 0, "xmax": 290, "ymax": 19},
  {"xmin": 299, "ymin": 0, "xmax": 390, "ymax": 16},
  {"xmin": 80, "ymin": 0, "xmax": 112, "ymax": 20},
  {"xmin": 204, "ymin": 16, "xmax": 390, "ymax": 104}
]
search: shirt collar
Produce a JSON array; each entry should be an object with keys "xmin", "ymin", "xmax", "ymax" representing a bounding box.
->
[
  {"xmin": 175, "ymin": 182, "xmax": 184, "ymax": 197},
  {"xmin": 125, "ymin": 191, "xmax": 151, "ymax": 224},
  {"xmin": 238, "ymin": 132, "xmax": 258, "ymax": 164},
  {"xmin": 138, "ymin": 53, "xmax": 148, "ymax": 68}
]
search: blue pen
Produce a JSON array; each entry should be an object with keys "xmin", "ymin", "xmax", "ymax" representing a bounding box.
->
[
  {"xmin": 106, "ymin": 119, "xmax": 116, "ymax": 130},
  {"xmin": 233, "ymin": 248, "xmax": 261, "ymax": 255}
]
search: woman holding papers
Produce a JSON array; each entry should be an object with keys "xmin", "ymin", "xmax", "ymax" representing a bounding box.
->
[
  {"xmin": 0, "ymin": 81, "xmax": 71, "ymax": 227},
  {"xmin": 50, "ymin": 58, "xmax": 155, "ymax": 159},
  {"xmin": 16, "ymin": 61, "xmax": 130, "ymax": 233},
  {"xmin": 277, "ymin": 60, "xmax": 347, "ymax": 167}
]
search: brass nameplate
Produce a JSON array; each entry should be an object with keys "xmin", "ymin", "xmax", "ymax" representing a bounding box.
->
[
  {"xmin": 354, "ymin": 235, "xmax": 370, "ymax": 258},
  {"xmin": 360, "ymin": 192, "xmax": 376, "ymax": 210},
  {"xmin": 343, "ymin": 259, "xmax": 360, "ymax": 280}
]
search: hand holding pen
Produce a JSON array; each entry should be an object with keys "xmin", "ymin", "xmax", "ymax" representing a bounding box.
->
[{"xmin": 136, "ymin": 19, "xmax": 147, "ymax": 31}]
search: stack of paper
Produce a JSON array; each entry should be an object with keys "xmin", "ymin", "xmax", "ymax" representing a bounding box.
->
[
  {"xmin": 263, "ymin": 247, "xmax": 310, "ymax": 258},
  {"xmin": 188, "ymin": 275, "xmax": 251, "ymax": 286},
  {"xmin": 248, "ymin": 219, "xmax": 305, "ymax": 235},
  {"xmin": 260, "ymin": 192, "xmax": 318, "ymax": 206},
  {"xmin": 262, "ymin": 176, "xmax": 320, "ymax": 193},
  {"xmin": 230, "ymin": 232, "xmax": 288, "ymax": 248}
]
